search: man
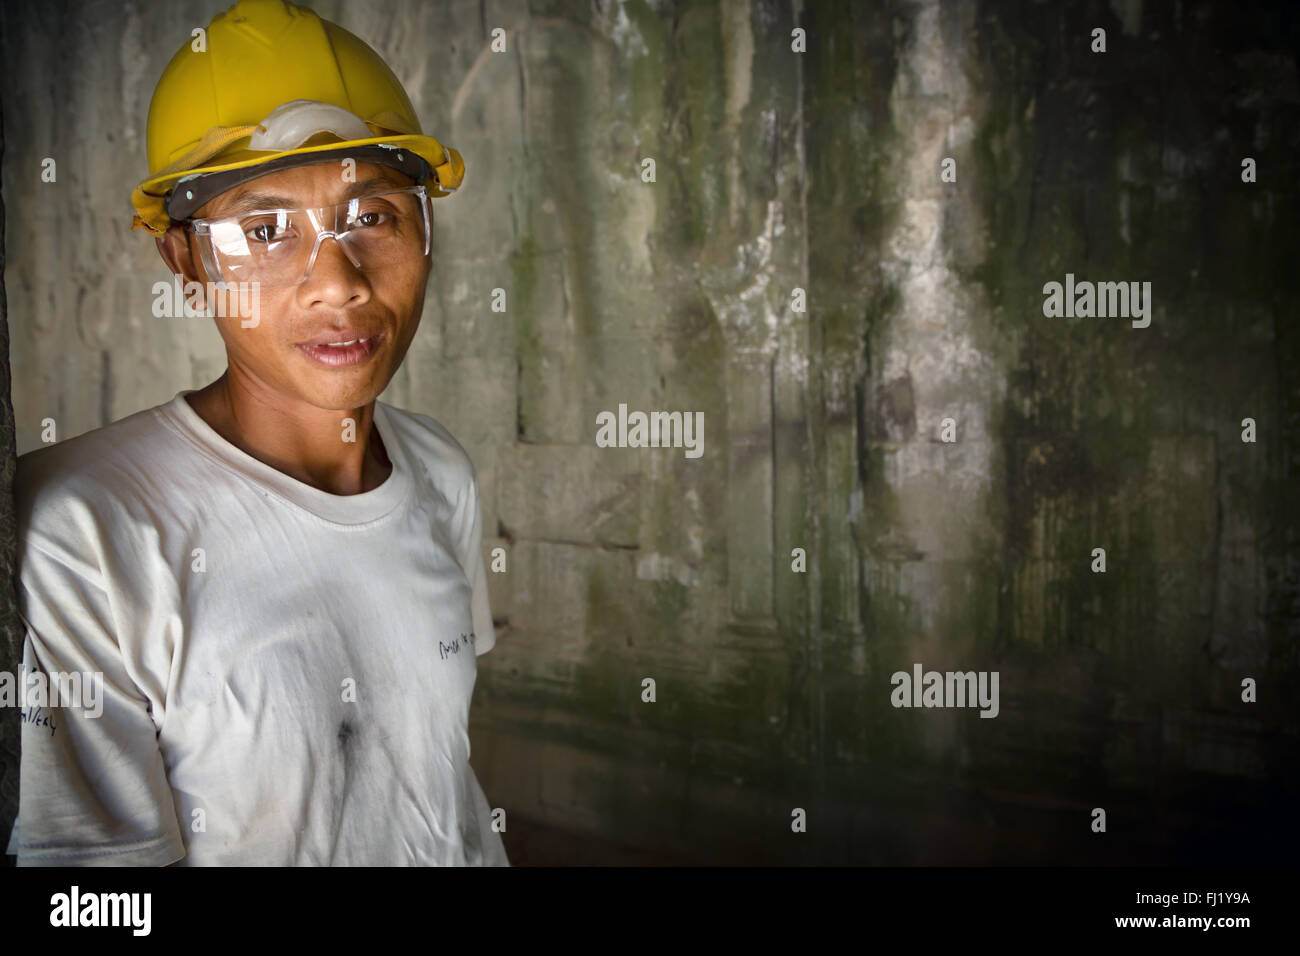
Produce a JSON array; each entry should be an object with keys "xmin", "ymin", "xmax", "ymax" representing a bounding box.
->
[{"xmin": 5, "ymin": 0, "xmax": 508, "ymax": 865}]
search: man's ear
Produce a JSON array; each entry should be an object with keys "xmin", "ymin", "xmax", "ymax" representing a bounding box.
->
[{"xmin": 156, "ymin": 224, "xmax": 204, "ymax": 284}]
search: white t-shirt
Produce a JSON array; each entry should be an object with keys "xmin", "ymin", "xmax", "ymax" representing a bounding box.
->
[{"xmin": 5, "ymin": 390, "xmax": 508, "ymax": 866}]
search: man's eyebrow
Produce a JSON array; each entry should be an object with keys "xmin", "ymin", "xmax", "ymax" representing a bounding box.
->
[
  {"xmin": 209, "ymin": 192, "xmax": 299, "ymax": 216},
  {"xmin": 205, "ymin": 176, "xmax": 411, "ymax": 217}
]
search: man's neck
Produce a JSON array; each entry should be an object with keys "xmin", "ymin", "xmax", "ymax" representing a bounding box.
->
[{"xmin": 184, "ymin": 372, "xmax": 392, "ymax": 496}]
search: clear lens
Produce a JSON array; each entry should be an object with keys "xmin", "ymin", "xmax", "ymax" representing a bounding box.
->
[{"xmin": 190, "ymin": 186, "xmax": 430, "ymax": 288}]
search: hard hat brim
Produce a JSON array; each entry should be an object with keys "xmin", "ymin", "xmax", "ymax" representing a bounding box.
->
[
  {"xmin": 131, "ymin": 133, "xmax": 463, "ymax": 236},
  {"xmin": 164, "ymin": 144, "xmax": 434, "ymax": 222}
]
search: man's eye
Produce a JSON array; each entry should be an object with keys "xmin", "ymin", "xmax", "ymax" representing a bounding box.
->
[
  {"xmin": 247, "ymin": 223, "xmax": 285, "ymax": 242},
  {"xmin": 354, "ymin": 211, "xmax": 386, "ymax": 228}
]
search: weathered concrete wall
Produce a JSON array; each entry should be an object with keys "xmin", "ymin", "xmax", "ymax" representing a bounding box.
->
[
  {"xmin": 0, "ymin": 99, "xmax": 20, "ymax": 863},
  {"xmin": 2, "ymin": 0, "xmax": 1296, "ymax": 863}
]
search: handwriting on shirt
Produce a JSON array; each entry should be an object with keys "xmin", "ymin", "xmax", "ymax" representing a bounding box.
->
[
  {"xmin": 21, "ymin": 706, "xmax": 57, "ymax": 737},
  {"xmin": 439, "ymin": 632, "xmax": 476, "ymax": 660}
]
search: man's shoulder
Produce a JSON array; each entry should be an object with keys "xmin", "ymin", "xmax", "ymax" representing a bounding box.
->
[
  {"xmin": 379, "ymin": 402, "xmax": 479, "ymax": 495},
  {"xmin": 15, "ymin": 401, "xmax": 182, "ymax": 549}
]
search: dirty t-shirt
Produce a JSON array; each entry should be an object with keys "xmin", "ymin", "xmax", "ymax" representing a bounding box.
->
[{"xmin": 5, "ymin": 390, "xmax": 507, "ymax": 866}]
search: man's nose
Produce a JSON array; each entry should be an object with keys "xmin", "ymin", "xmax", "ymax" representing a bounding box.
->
[
  {"xmin": 297, "ymin": 232, "xmax": 371, "ymax": 308},
  {"xmin": 303, "ymin": 228, "xmax": 363, "ymax": 278}
]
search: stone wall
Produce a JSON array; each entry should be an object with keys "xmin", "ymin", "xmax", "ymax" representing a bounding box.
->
[{"xmin": 1, "ymin": 0, "xmax": 1296, "ymax": 863}]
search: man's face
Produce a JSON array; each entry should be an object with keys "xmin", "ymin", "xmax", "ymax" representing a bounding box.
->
[{"xmin": 167, "ymin": 160, "xmax": 431, "ymax": 412}]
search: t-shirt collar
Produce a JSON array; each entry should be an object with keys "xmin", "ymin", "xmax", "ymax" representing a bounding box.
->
[{"xmin": 161, "ymin": 389, "xmax": 414, "ymax": 525}]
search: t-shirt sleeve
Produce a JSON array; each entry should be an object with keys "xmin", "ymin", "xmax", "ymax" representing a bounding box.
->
[
  {"xmin": 456, "ymin": 468, "xmax": 497, "ymax": 658},
  {"xmin": 6, "ymin": 543, "xmax": 187, "ymax": 866}
]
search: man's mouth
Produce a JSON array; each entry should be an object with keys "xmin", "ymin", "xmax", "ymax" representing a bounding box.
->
[{"xmin": 297, "ymin": 332, "xmax": 384, "ymax": 368}]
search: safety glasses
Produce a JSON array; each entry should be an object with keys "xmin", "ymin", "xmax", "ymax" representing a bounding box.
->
[{"xmin": 187, "ymin": 185, "xmax": 431, "ymax": 288}]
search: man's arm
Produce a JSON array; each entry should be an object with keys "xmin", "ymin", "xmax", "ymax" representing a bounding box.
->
[{"xmin": 10, "ymin": 543, "xmax": 186, "ymax": 866}]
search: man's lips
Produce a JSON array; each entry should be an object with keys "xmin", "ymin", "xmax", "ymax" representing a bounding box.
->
[
  {"xmin": 297, "ymin": 329, "xmax": 385, "ymax": 348},
  {"xmin": 296, "ymin": 331, "xmax": 384, "ymax": 368}
]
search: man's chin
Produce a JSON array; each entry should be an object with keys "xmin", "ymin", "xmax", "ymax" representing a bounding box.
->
[
  {"xmin": 286, "ymin": 348, "xmax": 396, "ymax": 411},
  {"xmin": 288, "ymin": 374, "xmax": 390, "ymax": 414}
]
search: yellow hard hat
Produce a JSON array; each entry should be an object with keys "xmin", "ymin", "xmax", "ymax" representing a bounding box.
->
[{"xmin": 130, "ymin": 0, "xmax": 464, "ymax": 236}]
